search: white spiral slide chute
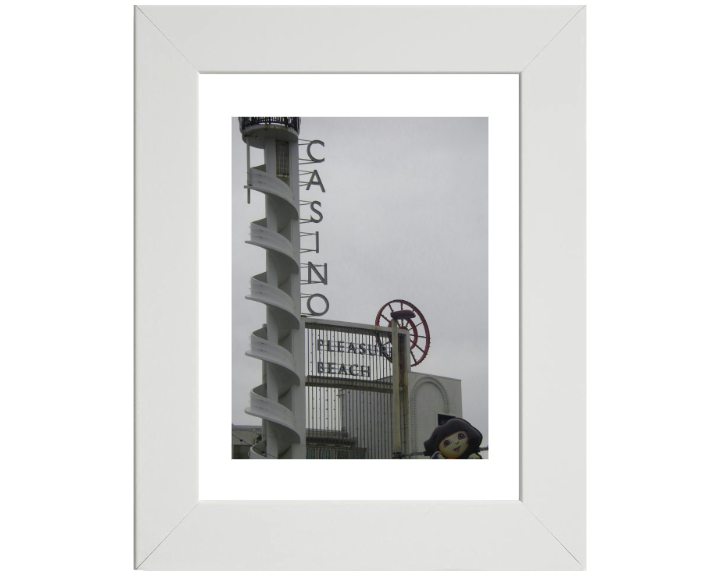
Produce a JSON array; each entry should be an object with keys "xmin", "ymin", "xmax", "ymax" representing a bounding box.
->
[
  {"xmin": 246, "ymin": 218, "xmax": 300, "ymax": 273},
  {"xmin": 248, "ymin": 167, "xmax": 298, "ymax": 218},
  {"xmin": 246, "ymin": 273, "xmax": 300, "ymax": 330},
  {"xmin": 246, "ymin": 382, "xmax": 301, "ymax": 445}
]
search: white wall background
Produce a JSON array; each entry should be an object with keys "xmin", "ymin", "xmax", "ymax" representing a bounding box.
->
[
  {"xmin": 2, "ymin": 1, "xmax": 719, "ymax": 575},
  {"xmin": 408, "ymin": 373, "xmax": 464, "ymax": 455}
]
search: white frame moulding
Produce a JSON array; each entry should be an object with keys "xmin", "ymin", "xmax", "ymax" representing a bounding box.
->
[{"xmin": 134, "ymin": 5, "xmax": 586, "ymax": 571}]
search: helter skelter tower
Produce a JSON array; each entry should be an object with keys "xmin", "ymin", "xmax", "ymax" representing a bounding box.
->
[{"xmin": 240, "ymin": 117, "xmax": 305, "ymax": 459}]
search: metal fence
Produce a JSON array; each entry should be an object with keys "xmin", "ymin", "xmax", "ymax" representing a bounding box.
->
[
  {"xmin": 305, "ymin": 320, "xmax": 396, "ymax": 459},
  {"xmin": 239, "ymin": 117, "xmax": 301, "ymax": 133}
]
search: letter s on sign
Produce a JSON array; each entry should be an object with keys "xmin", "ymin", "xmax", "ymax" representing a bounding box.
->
[{"xmin": 309, "ymin": 200, "xmax": 323, "ymax": 223}]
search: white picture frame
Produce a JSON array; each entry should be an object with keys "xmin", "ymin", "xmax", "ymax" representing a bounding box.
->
[{"xmin": 134, "ymin": 5, "xmax": 585, "ymax": 570}]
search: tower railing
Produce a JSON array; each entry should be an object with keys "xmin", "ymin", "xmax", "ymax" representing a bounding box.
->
[{"xmin": 240, "ymin": 117, "xmax": 301, "ymax": 133}]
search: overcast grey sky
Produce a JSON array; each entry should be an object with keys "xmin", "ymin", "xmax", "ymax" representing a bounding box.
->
[{"xmin": 232, "ymin": 117, "xmax": 489, "ymax": 443}]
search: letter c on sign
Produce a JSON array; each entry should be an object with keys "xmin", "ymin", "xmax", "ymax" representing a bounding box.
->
[
  {"xmin": 307, "ymin": 140, "xmax": 325, "ymax": 163},
  {"xmin": 306, "ymin": 294, "xmax": 329, "ymax": 316}
]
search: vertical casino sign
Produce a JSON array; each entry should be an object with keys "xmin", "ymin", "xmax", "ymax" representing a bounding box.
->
[{"xmin": 299, "ymin": 137, "xmax": 330, "ymax": 316}]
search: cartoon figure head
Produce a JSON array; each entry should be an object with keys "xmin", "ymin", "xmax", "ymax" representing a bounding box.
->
[{"xmin": 423, "ymin": 418, "xmax": 483, "ymax": 459}]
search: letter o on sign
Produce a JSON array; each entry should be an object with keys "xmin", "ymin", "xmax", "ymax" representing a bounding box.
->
[{"xmin": 306, "ymin": 293, "xmax": 329, "ymax": 316}]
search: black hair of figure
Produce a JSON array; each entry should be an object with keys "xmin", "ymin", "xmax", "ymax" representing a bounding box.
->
[{"xmin": 423, "ymin": 418, "xmax": 483, "ymax": 459}]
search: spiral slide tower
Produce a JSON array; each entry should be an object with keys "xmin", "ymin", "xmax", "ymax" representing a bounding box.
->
[{"xmin": 240, "ymin": 118, "xmax": 306, "ymax": 459}]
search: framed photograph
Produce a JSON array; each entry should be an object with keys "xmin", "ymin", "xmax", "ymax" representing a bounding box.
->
[
  {"xmin": 135, "ymin": 5, "xmax": 585, "ymax": 570},
  {"xmin": 203, "ymin": 77, "xmax": 519, "ymax": 502}
]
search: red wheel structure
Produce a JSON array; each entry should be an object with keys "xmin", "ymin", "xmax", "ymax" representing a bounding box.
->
[{"xmin": 374, "ymin": 300, "xmax": 431, "ymax": 367}]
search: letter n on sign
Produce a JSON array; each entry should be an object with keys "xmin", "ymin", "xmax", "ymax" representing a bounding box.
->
[{"xmin": 307, "ymin": 262, "xmax": 327, "ymax": 285}]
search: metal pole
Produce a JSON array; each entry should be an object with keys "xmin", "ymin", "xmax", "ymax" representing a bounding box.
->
[
  {"xmin": 391, "ymin": 320, "xmax": 401, "ymax": 455},
  {"xmin": 246, "ymin": 140, "xmax": 251, "ymax": 203},
  {"xmin": 402, "ymin": 329, "xmax": 411, "ymax": 455}
]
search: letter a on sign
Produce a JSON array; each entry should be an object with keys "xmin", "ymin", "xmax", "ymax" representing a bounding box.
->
[{"xmin": 305, "ymin": 170, "xmax": 326, "ymax": 192}]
